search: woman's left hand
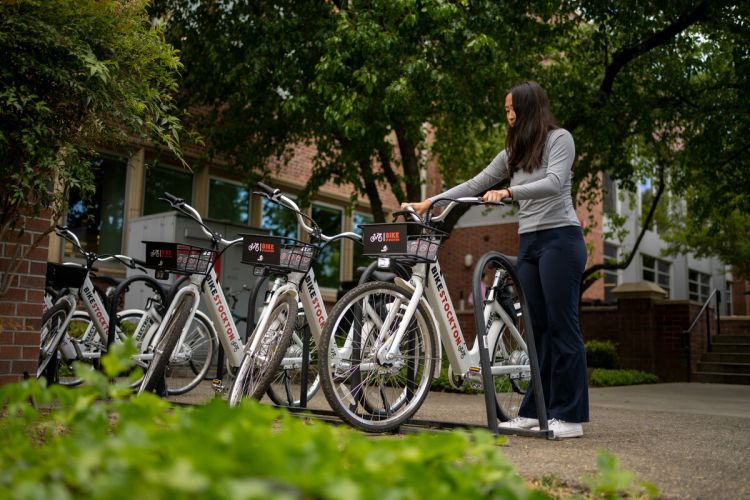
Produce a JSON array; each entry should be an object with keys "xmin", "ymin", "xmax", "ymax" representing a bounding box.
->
[{"xmin": 483, "ymin": 189, "xmax": 511, "ymax": 202}]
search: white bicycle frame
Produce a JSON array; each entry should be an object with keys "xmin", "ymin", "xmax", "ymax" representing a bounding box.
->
[{"xmin": 359, "ymin": 198, "xmax": 530, "ymax": 383}]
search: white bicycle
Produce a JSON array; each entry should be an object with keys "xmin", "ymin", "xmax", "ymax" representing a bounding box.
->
[
  {"xmin": 228, "ymin": 183, "xmax": 361, "ymax": 406},
  {"xmin": 317, "ymin": 197, "xmax": 532, "ymax": 432},
  {"xmin": 39, "ymin": 226, "xmax": 215, "ymax": 394}
]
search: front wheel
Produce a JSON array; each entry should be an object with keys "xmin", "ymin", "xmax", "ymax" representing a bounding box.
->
[
  {"xmin": 318, "ymin": 281, "xmax": 437, "ymax": 433},
  {"xmin": 37, "ymin": 302, "xmax": 73, "ymax": 383},
  {"xmin": 266, "ymin": 320, "xmax": 320, "ymax": 407},
  {"xmin": 228, "ymin": 294, "xmax": 297, "ymax": 405},
  {"xmin": 165, "ymin": 311, "xmax": 217, "ymax": 395},
  {"xmin": 138, "ymin": 295, "xmax": 193, "ymax": 395}
]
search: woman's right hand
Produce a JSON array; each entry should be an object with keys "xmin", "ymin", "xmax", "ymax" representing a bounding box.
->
[{"xmin": 400, "ymin": 200, "xmax": 432, "ymax": 216}]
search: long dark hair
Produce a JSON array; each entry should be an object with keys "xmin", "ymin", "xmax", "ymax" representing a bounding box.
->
[{"xmin": 505, "ymin": 81, "xmax": 557, "ymax": 174}]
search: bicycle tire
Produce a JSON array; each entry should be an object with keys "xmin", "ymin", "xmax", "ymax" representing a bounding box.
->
[
  {"xmin": 138, "ymin": 295, "xmax": 193, "ymax": 395},
  {"xmin": 319, "ymin": 281, "xmax": 437, "ymax": 433},
  {"xmin": 37, "ymin": 302, "xmax": 73, "ymax": 383},
  {"xmin": 165, "ymin": 311, "xmax": 217, "ymax": 395},
  {"xmin": 228, "ymin": 294, "xmax": 297, "ymax": 405},
  {"xmin": 489, "ymin": 256, "xmax": 532, "ymax": 422}
]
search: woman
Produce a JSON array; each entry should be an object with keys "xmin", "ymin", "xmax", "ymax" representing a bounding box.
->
[{"xmin": 404, "ymin": 81, "xmax": 588, "ymax": 439}]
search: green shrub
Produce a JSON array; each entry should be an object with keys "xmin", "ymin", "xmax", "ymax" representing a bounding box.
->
[
  {"xmin": 0, "ymin": 344, "xmax": 657, "ymax": 499},
  {"xmin": 0, "ymin": 346, "xmax": 542, "ymax": 499},
  {"xmin": 590, "ymin": 368, "xmax": 660, "ymax": 387},
  {"xmin": 585, "ymin": 340, "xmax": 620, "ymax": 369}
]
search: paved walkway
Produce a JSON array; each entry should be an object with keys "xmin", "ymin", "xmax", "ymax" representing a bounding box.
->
[{"xmin": 172, "ymin": 383, "xmax": 750, "ymax": 498}]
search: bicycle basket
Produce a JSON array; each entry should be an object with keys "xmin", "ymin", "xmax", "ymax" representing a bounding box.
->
[
  {"xmin": 143, "ymin": 241, "xmax": 217, "ymax": 275},
  {"xmin": 239, "ymin": 234, "xmax": 320, "ymax": 273},
  {"xmin": 45, "ymin": 262, "xmax": 88, "ymax": 288},
  {"xmin": 361, "ymin": 222, "xmax": 446, "ymax": 263}
]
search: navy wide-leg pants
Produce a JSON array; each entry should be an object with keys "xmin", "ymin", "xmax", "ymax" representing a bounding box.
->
[{"xmin": 516, "ymin": 225, "xmax": 589, "ymax": 423}]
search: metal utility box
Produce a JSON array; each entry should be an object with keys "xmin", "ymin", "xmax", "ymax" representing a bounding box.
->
[{"xmin": 125, "ymin": 211, "xmax": 267, "ymax": 324}]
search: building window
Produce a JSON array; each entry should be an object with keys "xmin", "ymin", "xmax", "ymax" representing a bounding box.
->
[
  {"xmin": 208, "ymin": 178, "xmax": 249, "ymax": 225},
  {"xmin": 688, "ymin": 270, "xmax": 711, "ymax": 304},
  {"xmin": 143, "ymin": 165, "xmax": 193, "ymax": 216},
  {"xmin": 65, "ymin": 156, "xmax": 127, "ymax": 256},
  {"xmin": 352, "ymin": 212, "xmax": 374, "ymax": 276},
  {"xmin": 725, "ymin": 280, "xmax": 733, "ymax": 315},
  {"xmin": 603, "ymin": 172, "xmax": 616, "ymax": 215},
  {"xmin": 603, "ymin": 243, "xmax": 619, "ymax": 303},
  {"xmin": 312, "ymin": 203, "xmax": 343, "ymax": 289},
  {"xmin": 642, "ymin": 254, "xmax": 670, "ymax": 297},
  {"xmin": 262, "ymin": 197, "xmax": 298, "ymax": 238}
]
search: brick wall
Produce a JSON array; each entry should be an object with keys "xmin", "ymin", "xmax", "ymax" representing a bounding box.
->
[
  {"xmin": 580, "ymin": 298, "xmax": 706, "ymax": 382},
  {"xmin": 0, "ymin": 215, "xmax": 50, "ymax": 383},
  {"xmin": 719, "ymin": 317, "xmax": 750, "ymax": 336}
]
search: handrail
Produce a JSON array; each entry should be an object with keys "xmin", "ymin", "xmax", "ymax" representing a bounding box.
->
[{"xmin": 683, "ymin": 288, "xmax": 721, "ymax": 382}]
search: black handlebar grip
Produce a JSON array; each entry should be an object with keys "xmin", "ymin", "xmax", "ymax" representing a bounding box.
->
[
  {"xmin": 256, "ymin": 182, "xmax": 277, "ymax": 196},
  {"xmin": 162, "ymin": 192, "xmax": 183, "ymax": 205},
  {"xmin": 502, "ymin": 197, "xmax": 513, "ymax": 204}
]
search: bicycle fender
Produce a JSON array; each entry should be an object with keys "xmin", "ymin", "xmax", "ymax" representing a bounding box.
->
[{"xmin": 393, "ymin": 277, "xmax": 442, "ymax": 379}]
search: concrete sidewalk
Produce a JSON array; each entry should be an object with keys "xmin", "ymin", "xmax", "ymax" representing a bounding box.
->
[{"xmin": 171, "ymin": 382, "xmax": 750, "ymax": 498}]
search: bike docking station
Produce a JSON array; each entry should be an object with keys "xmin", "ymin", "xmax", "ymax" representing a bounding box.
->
[{"xmin": 473, "ymin": 251, "xmax": 553, "ymax": 439}]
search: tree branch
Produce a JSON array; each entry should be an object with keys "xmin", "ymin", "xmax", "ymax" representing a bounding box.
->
[
  {"xmin": 565, "ymin": 0, "xmax": 711, "ymax": 132},
  {"xmin": 378, "ymin": 148, "xmax": 406, "ymax": 204},
  {"xmin": 359, "ymin": 159, "xmax": 386, "ymax": 223}
]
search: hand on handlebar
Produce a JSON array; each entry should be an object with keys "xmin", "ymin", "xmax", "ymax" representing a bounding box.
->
[
  {"xmin": 400, "ymin": 200, "xmax": 432, "ymax": 216},
  {"xmin": 482, "ymin": 189, "xmax": 512, "ymax": 203}
]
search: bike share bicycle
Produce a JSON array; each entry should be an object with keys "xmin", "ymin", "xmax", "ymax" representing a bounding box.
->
[
  {"xmin": 38, "ymin": 226, "xmax": 158, "ymax": 385},
  {"xmin": 227, "ymin": 182, "xmax": 361, "ymax": 406},
  {"xmin": 317, "ymin": 197, "xmax": 549, "ymax": 435}
]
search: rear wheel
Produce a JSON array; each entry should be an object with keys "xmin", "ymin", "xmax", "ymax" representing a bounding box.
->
[
  {"xmin": 319, "ymin": 281, "xmax": 437, "ymax": 433},
  {"xmin": 229, "ymin": 294, "xmax": 297, "ymax": 405}
]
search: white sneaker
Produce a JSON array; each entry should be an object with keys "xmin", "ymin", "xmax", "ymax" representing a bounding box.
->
[
  {"xmin": 498, "ymin": 416, "xmax": 539, "ymax": 429},
  {"xmin": 532, "ymin": 418, "xmax": 583, "ymax": 439}
]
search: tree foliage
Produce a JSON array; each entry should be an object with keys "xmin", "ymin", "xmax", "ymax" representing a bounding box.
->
[
  {"xmin": 157, "ymin": 0, "xmax": 749, "ymax": 274},
  {"xmin": 0, "ymin": 0, "xmax": 185, "ymax": 294}
]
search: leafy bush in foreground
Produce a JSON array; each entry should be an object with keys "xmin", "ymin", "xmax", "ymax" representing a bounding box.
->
[
  {"xmin": 0, "ymin": 343, "xmax": 657, "ymax": 499},
  {"xmin": 0, "ymin": 346, "xmax": 540, "ymax": 499}
]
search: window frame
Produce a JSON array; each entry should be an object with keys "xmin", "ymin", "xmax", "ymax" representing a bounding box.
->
[
  {"xmin": 142, "ymin": 163, "xmax": 194, "ymax": 216},
  {"xmin": 207, "ymin": 175, "xmax": 251, "ymax": 225},
  {"xmin": 641, "ymin": 254, "xmax": 671, "ymax": 297},
  {"xmin": 311, "ymin": 201, "xmax": 344, "ymax": 291}
]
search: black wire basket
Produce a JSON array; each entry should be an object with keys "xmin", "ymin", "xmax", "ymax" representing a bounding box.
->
[
  {"xmin": 45, "ymin": 262, "xmax": 88, "ymax": 288},
  {"xmin": 240, "ymin": 234, "xmax": 320, "ymax": 274},
  {"xmin": 143, "ymin": 241, "xmax": 217, "ymax": 276},
  {"xmin": 360, "ymin": 222, "xmax": 447, "ymax": 263}
]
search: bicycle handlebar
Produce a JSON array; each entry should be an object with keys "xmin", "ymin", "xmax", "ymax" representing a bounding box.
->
[
  {"xmin": 254, "ymin": 183, "xmax": 362, "ymax": 243},
  {"xmin": 159, "ymin": 192, "xmax": 241, "ymax": 248},
  {"xmin": 398, "ymin": 196, "xmax": 512, "ymax": 224}
]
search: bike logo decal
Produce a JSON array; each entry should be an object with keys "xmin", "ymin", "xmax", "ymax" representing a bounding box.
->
[
  {"xmin": 362, "ymin": 224, "xmax": 407, "ymax": 255},
  {"xmin": 304, "ymin": 274, "xmax": 326, "ymax": 330},
  {"xmin": 241, "ymin": 235, "xmax": 280, "ymax": 266}
]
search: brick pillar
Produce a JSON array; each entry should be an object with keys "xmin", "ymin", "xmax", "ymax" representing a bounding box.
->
[{"xmin": 0, "ymin": 216, "xmax": 50, "ymax": 383}]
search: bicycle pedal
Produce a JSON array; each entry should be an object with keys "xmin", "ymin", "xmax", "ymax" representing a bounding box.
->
[
  {"xmin": 467, "ymin": 366, "xmax": 482, "ymax": 381},
  {"xmin": 211, "ymin": 379, "xmax": 227, "ymax": 393}
]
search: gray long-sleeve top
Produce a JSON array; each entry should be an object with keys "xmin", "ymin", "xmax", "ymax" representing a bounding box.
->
[{"xmin": 429, "ymin": 128, "xmax": 580, "ymax": 234}]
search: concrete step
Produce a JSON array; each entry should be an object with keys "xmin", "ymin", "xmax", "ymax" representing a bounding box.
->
[
  {"xmin": 697, "ymin": 361, "xmax": 750, "ymax": 375},
  {"xmin": 691, "ymin": 371, "xmax": 750, "ymax": 385},
  {"xmin": 713, "ymin": 335, "xmax": 750, "ymax": 344},
  {"xmin": 702, "ymin": 352, "xmax": 750, "ymax": 363},
  {"xmin": 711, "ymin": 343, "xmax": 750, "ymax": 354}
]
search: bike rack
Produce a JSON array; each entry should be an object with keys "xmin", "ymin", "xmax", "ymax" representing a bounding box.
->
[
  {"xmin": 472, "ymin": 251, "xmax": 552, "ymax": 439},
  {"xmin": 106, "ymin": 274, "xmax": 169, "ymax": 396}
]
